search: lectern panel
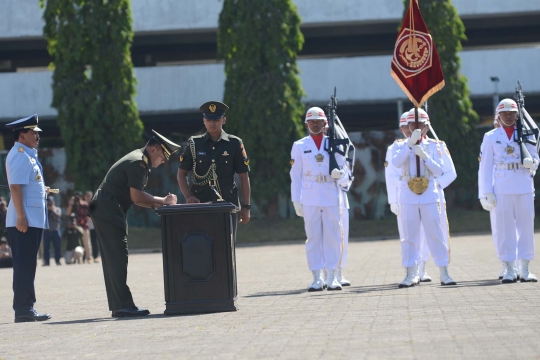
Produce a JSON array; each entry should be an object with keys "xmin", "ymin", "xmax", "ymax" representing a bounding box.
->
[{"xmin": 157, "ymin": 202, "xmax": 237, "ymax": 315}]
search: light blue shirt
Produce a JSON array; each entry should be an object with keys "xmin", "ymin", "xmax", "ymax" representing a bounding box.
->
[{"xmin": 5, "ymin": 142, "xmax": 49, "ymax": 229}]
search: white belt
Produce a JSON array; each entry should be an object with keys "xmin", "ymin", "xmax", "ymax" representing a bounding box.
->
[
  {"xmin": 495, "ymin": 162, "xmax": 525, "ymax": 171},
  {"xmin": 303, "ymin": 174, "xmax": 333, "ymax": 183}
]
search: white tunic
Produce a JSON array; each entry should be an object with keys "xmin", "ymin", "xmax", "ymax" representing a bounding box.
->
[
  {"xmin": 478, "ymin": 127, "xmax": 539, "ymax": 197},
  {"xmin": 290, "ymin": 136, "xmax": 348, "ymax": 207},
  {"xmin": 392, "ymin": 138, "xmax": 444, "ymax": 205}
]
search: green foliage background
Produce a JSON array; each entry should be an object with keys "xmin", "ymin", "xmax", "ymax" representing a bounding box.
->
[
  {"xmin": 218, "ymin": 0, "xmax": 306, "ymax": 214},
  {"xmin": 40, "ymin": 0, "xmax": 143, "ymax": 191},
  {"xmin": 402, "ymin": 0, "xmax": 480, "ymax": 206}
]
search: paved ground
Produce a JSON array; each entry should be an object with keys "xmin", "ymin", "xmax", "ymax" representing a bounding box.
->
[{"xmin": 1, "ymin": 234, "xmax": 540, "ymax": 359}]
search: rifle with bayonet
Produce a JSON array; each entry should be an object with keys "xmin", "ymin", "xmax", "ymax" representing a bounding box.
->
[
  {"xmin": 514, "ymin": 80, "xmax": 539, "ymax": 164},
  {"xmin": 324, "ymin": 87, "xmax": 355, "ymax": 178}
]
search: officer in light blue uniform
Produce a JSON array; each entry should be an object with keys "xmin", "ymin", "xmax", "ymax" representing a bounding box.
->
[{"xmin": 5, "ymin": 114, "xmax": 51, "ymax": 323}]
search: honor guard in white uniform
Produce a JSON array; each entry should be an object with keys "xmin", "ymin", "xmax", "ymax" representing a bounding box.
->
[
  {"xmin": 478, "ymin": 98, "xmax": 539, "ymax": 283},
  {"xmin": 392, "ymin": 108, "xmax": 456, "ymax": 287},
  {"xmin": 291, "ymin": 107, "xmax": 351, "ymax": 291},
  {"xmin": 5, "ymin": 115, "xmax": 52, "ymax": 323},
  {"xmin": 418, "ymin": 131, "xmax": 457, "ymax": 282},
  {"xmin": 385, "ymin": 112, "xmax": 410, "ymax": 261}
]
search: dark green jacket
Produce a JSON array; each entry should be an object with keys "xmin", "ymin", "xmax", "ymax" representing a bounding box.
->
[
  {"xmin": 179, "ymin": 131, "xmax": 249, "ymax": 205},
  {"xmin": 88, "ymin": 148, "xmax": 150, "ymax": 229}
]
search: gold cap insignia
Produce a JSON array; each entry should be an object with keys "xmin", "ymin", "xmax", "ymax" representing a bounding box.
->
[
  {"xmin": 290, "ymin": 159, "xmax": 295, "ymax": 166},
  {"xmin": 18, "ymin": 147, "xmax": 24, "ymax": 153},
  {"xmin": 384, "ymin": 161, "xmax": 388, "ymax": 167},
  {"xmin": 209, "ymin": 104, "xmax": 217, "ymax": 113},
  {"xmin": 36, "ymin": 174, "xmax": 42, "ymax": 181},
  {"xmin": 222, "ymin": 151, "xmax": 229, "ymax": 156}
]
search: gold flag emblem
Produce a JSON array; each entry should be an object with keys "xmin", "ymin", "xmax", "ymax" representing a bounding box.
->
[{"xmin": 209, "ymin": 104, "xmax": 217, "ymax": 113}]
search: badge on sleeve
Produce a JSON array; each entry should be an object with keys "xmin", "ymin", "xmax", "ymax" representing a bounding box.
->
[
  {"xmin": 180, "ymin": 155, "xmax": 184, "ymax": 162},
  {"xmin": 244, "ymin": 159, "xmax": 250, "ymax": 166},
  {"xmin": 384, "ymin": 161, "xmax": 388, "ymax": 167},
  {"xmin": 290, "ymin": 159, "xmax": 295, "ymax": 166}
]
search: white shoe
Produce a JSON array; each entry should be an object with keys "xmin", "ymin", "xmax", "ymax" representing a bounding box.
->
[
  {"xmin": 519, "ymin": 259, "xmax": 538, "ymax": 283},
  {"xmin": 335, "ymin": 268, "xmax": 350, "ymax": 286},
  {"xmin": 439, "ymin": 266, "xmax": 457, "ymax": 286},
  {"xmin": 399, "ymin": 266, "xmax": 417, "ymax": 288},
  {"xmin": 325, "ymin": 268, "xmax": 342, "ymax": 291},
  {"xmin": 501, "ymin": 261, "xmax": 517, "ymax": 283},
  {"xmin": 498, "ymin": 262, "xmax": 507, "ymax": 280},
  {"xmin": 418, "ymin": 261, "xmax": 432, "ymax": 282},
  {"xmin": 308, "ymin": 270, "xmax": 325, "ymax": 292}
]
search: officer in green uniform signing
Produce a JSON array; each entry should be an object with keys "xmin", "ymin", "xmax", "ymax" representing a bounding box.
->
[
  {"xmin": 88, "ymin": 130, "xmax": 180, "ymax": 318},
  {"xmin": 177, "ymin": 101, "xmax": 251, "ymax": 226}
]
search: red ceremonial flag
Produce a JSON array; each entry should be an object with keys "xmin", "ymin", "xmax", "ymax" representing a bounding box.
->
[{"xmin": 391, "ymin": 0, "xmax": 445, "ymax": 108}]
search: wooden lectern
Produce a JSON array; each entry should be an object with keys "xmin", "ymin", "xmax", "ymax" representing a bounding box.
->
[{"xmin": 156, "ymin": 202, "xmax": 238, "ymax": 315}]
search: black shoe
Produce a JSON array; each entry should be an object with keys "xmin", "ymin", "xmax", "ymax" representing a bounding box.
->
[
  {"xmin": 15, "ymin": 309, "xmax": 51, "ymax": 323},
  {"xmin": 56, "ymin": 261, "xmax": 62, "ymax": 266},
  {"xmin": 112, "ymin": 306, "xmax": 150, "ymax": 318},
  {"xmin": 42, "ymin": 263, "xmax": 50, "ymax": 267}
]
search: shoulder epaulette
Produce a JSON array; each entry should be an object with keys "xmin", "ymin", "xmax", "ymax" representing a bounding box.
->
[
  {"xmin": 396, "ymin": 139, "xmax": 406, "ymax": 142},
  {"xmin": 427, "ymin": 138, "xmax": 437, "ymax": 143},
  {"xmin": 191, "ymin": 134, "xmax": 205, "ymax": 139}
]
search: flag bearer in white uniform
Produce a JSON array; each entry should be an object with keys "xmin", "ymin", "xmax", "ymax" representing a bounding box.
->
[
  {"xmin": 291, "ymin": 107, "xmax": 351, "ymax": 292},
  {"xmin": 478, "ymin": 98, "xmax": 539, "ymax": 283},
  {"xmin": 392, "ymin": 108, "xmax": 456, "ymax": 287},
  {"xmin": 417, "ymin": 132, "xmax": 457, "ymax": 283}
]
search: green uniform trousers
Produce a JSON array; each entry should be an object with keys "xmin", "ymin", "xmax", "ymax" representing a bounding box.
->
[{"xmin": 92, "ymin": 218, "xmax": 135, "ymax": 311}]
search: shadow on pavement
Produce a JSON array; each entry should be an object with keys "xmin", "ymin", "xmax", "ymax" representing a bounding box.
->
[
  {"xmin": 243, "ymin": 289, "xmax": 306, "ymax": 298},
  {"xmin": 243, "ymin": 279, "xmax": 504, "ymax": 298},
  {"xmin": 44, "ymin": 313, "xmax": 192, "ymax": 325},
  {"xmin": 436, "ymin": 279, "xmax": 502, "ymax": 288}
]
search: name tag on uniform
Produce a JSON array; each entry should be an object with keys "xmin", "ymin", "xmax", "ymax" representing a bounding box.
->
[
  {"xmin": 197, "ymin": 151, "xmax": 206, "ymax": 156},
  {"xmin": 304, "ymin": 150, "xmax": 312, "ymax": 153}
]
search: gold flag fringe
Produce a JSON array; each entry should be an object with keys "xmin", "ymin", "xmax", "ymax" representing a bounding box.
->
[{"xmin": 391, "ymin": 68, "xmax": 445, "ymax": 108}]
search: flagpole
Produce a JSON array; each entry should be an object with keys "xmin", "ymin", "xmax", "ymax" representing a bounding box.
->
[{"xmin": 415, "ymin": 107, "xmax": 420, "ymax": 177}]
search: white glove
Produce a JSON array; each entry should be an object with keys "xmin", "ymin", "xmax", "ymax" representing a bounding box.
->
[
  {"xmin": 486, "ymin": 193, "xmax": 497, "ymax": 208},
  {"xmin": 293, "ymin": 201, "xmax": 303, "ymax": 217},
  {"xmin": 390, "ymin": 203, "xmax": 399, "ymax": 216},
  {"xmin": 479, "ymin": 198, "xmax": 493, "ymax": 212},
  {"xmin": 414, "ymin": 145, "xmax": 428, "ymax": 161},
  {"xmin": 331, "ymin": 168, "xmax": 344, "ymax": 180},
  {"xmin": 407, "ymin": 129, "xmax": 422, "ymax": 148},
  {"xmin": 523, "ymin": 157, "xmax": 534, "ymax": 169}
]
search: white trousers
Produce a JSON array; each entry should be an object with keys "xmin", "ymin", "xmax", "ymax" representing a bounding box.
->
[
  {"xmin": 493, "ymin": 193, "xmax": 535, "ymax": 261},
  {"xmin": 400, "ymin": 203, "xmax": 449, "ymax": 267},
  {"xmin": 303, "ymin": 205, "xmax": 344, "ymax": 271},
  {"xmin": 341, "ymin": 203, "xmax": 349, "ymax": 268},
  {"xmin": 418, "ymin": 203, "xmax": 450, "ymax": 262},
  {"xmin": 489, "ymin": 209, "xmax": 499, "ymax": 257}
]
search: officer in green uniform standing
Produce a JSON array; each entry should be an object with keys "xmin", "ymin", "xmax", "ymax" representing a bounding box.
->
[
  {"xmin": 177, "ymin": 101, "xmax": 251, "ymax": 227},
  {"xmin": 88, "ymin": 130, "xmax": 180, "ymax": 318}
]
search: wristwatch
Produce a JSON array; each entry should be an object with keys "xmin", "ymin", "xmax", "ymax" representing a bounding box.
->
[{"xmin": 242, "ymin": 204, "xmax": 251, "ymax": 209}]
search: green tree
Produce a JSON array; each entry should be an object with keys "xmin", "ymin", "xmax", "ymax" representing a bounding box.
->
[
  {"xmin": 218, "ymin": 0, "xmax": 305, "ymax": 215},
  {"xmin": 402, "ymin": 0, "xmax": 479, "ymax": 206},
  {"xmin": 40, "ymin": 0, "xmax": 143, "ymax": 191}
]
